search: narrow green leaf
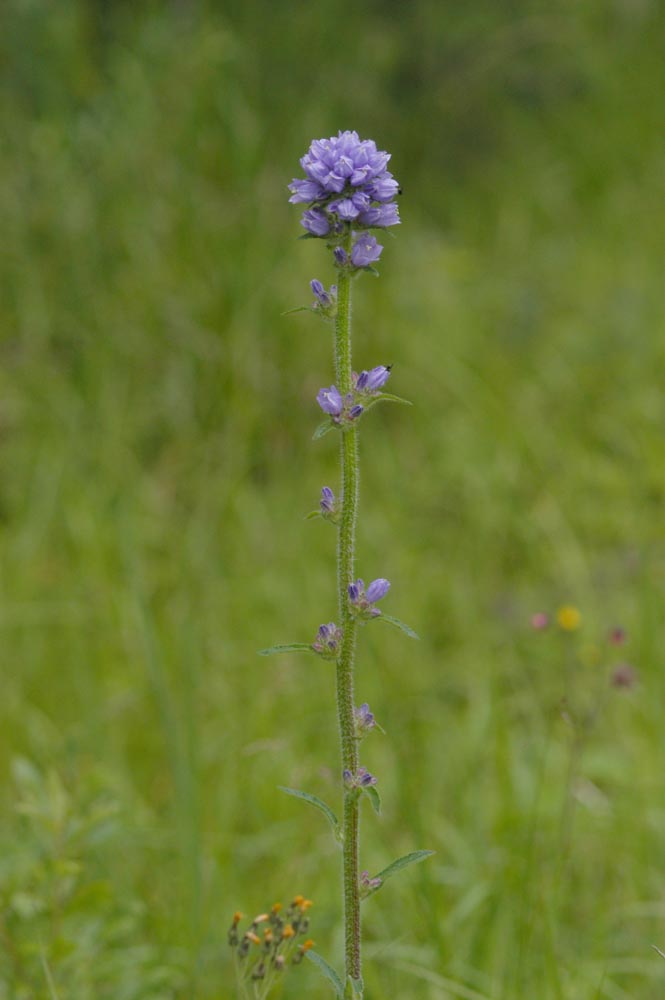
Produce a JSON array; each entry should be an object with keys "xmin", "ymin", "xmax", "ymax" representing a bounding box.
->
[
  {"xmin": 364, "ymin": 784, "xmax": 382, "ymax": 815},
  {"xmin": 376, "ymin": 391, "xmax": 413, "ymax": 406},
  {"xmin": 376, "ymin": 613, "xmax": 420, "ymax": 640},
  {"xmin": 278, "ymin": 786, "xmax": 342, "ymax": 842},
  {"xmin": 376, "ymin": 850, "xmax": 434, "ymax": 883},
  {"xmin": 281, "ymin": 305, "xmax": 309, "ymax": 316},
  {"xmin": 305, "ymin": 510, "xmax": 322, "ymax": 520},
  {"xmin": 313, "ymin": 419, "xmax": 335, "ymax": 440},
  {"xmin": 306, "ymin": 951, "xmax": 345, "ymax": 997},
  {"xmin": 297, "ymin": 233, "xmax": 319, "ymax": 241},
  {"xmin": 258, "ymin": 643, "xmax": 313, "ymax": 656},
  {"xmin": 41, "ymin": 957, "xmax": 60, "ymax": 1000}
]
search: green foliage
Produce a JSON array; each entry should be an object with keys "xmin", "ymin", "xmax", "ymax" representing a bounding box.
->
[
  {"xmin": 278, "ymin": 788, "xmax": 343, "ymax": 843},
  {"xmin": 0, "ymin": 760, "xmax": 184, "ymax": 999},
  {"xmin": 1, "ymin": 0, "xmax": 665, "ymax": 996},
  {"xmin": 306, "ymin": 951, "xmax": 345, "ymax": 998}
]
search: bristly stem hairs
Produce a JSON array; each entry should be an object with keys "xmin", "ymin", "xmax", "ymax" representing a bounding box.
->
[{"xmin": 259, "ymin": 131, "xmax": 432, "ymax": 1000}]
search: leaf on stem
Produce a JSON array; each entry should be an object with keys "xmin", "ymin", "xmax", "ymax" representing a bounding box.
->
[
  {"xmin": 306, "ymin": 951, "xmax": 345, "ymax": 997},
  {"xmin": 304, "ymin": 510, "xmax": 322, "ymax": 520},
  {"xmin": 278, "ymin": 786, "xmax": 343, "ymax": 843},
  {"xmin": 345, "ymin": 975, "xmax": 364, "ymax": 997},
  {"xmin": 363, "ymin": 784, "xmax": 381, "ymax": 816},
  {"xmin": 313, "ymin": 419, "xmax": 336, "ymax": 440},
  {"xmin": 281, "ymin": 305, "xmax": 309, "ymax": 316},
  {"xmin": 373, "ymin": 392, "xmax": 413, "ymax": 406},
  {"xmin": 362, "ymin": 850, "xmax": 435, "ymax": 899},
  {"xmin": 258, "ymin": 643, "xmax": 314, "ymax": 656},
  {"xmin": 376, "ymin": 613, "xmax": 420, "ymax": 640}
]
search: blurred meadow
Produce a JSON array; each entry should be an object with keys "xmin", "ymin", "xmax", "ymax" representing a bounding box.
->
[{"xmin": 2, "ymin": 0, "xmax": 665, "ymax": 996}]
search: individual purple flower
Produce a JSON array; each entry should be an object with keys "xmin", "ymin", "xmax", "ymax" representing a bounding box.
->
[
  {"xmin": 334, "ymin": 246, "xmax": 347, "ymax": 266},
  {"xmin": 288, "ymin": 178, "xmax": 325, "ymax": 204},
  {"xmin": 301, "ymin": 209, "xmax": 330, "ymax": 237},
  {"xmin": 531, "ymin": 612, "xmax": 549, "ymax": 630},
  {"xmin": 348, "ymin": 577, "xmax": 391, "ymax": 617},
  {"xmin": 320, "ymin": 486, "xmax": 335, "ymax": 514},
  {"xmin": 311, "ymin": 279, "xmax": 331, "ymax": 306},
  {"xmin": 312, "ymin": 622, "xmax": 343, "ymax": 659},
  {"xmin": 356, "ymin": 365, "xmax": 391, "ymax": 393},
  {"xmin": 366, "ymin": 173, "xmax": 400, "ymax": 202},
  {"xmin": 354, "ymin": 703, "xmax": 376, "ymax": 736},
  {"xmin": 348, "ymin": 404, "xmax": 363, "ymax": 420},
  {"xmin": 317, "ymin": 385, "xmax": 343, "ymax": 416},
  {"xmin": 351, "ymin": 234, "xmax": 383, "ymax": 268},
  {"xmin": 357, "ymin": 204, "xmax": 400, "ymax": 228}
]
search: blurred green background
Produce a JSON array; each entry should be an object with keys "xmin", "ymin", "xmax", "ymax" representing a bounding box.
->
[{"xmin": 2, "ymin": 0, "xmax": 665, "ymax": 997}]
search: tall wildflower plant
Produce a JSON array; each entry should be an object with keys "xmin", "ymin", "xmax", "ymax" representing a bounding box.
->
[{"xmin": 260, "ymin": 132, "xmax": 432, "ymax": 1000}]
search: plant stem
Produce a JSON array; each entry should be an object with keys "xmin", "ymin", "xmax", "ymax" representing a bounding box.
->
[{"xmin": 334, "ymin": 243, "xmax": 362, "ymax": 983}]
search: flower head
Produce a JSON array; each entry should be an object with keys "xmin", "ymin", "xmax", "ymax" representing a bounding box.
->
[
  {"xmin": 354, "ymin": 702, "xmax": 377, "ymax": 736},
  {"xmin": 531, "ymin": 612, "xmax": 550, "ymax": 630},
  {"xmin": 289, "ymin": 131, "xmax": 399, "ymax": 269},
  {"xmin": 343, "ymin": 766, "xmax": 377, "ymax": 789},
  {"xmin": 348, "ymin": 577, "xmax": 391, "ymax": 618},
  {"xmin": 556, "ymin": 605, "xmax": 581, "ymax": 631},
  {"xmin": 360, "ymin": 870, "xmax": 382, "ymax": 895},
  {"xmin": 312, "ymin": 622, "xmax": 342, "ymax": 659}
]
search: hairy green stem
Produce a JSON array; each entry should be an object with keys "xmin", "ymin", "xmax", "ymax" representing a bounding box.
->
[{"xmin": 334, "ymin": 245, "xmax": 362, "ymax": 983}]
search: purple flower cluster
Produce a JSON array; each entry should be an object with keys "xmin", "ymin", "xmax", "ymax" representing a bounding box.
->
[
  {"xmin": 360, "ymin": 870, "xmax": 382, "ymax": 893},
  {"xmin": 312, "ymin": 622, "xmax": 343, "ymax": 659},
  {"xmin": 289, "ymin": 131, "xmax": 400, "ymax": 268},
  {"xmin": 343, "ymin": 766, "xmax": 377, "ymax": 789},
  {"xmin": 316, "ymin": 365, "xmax": 391, "ymax": 426},
  {"xmin": 348, "ymin": 578, "xmax": 391, "ymax": 617}
]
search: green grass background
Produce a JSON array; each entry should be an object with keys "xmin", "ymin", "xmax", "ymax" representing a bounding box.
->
[{"xmin": 2, "ymin": 0, "xmax": 665, "ymax": 997}]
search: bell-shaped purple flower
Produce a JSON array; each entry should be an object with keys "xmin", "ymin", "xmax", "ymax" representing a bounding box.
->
[
  {"xmin": 356, "ymin": 365, "xmax": 391, "ymax": 393},
  {"xmin": 301, "ymin": 209, "xmax": 330, "ymax": 237},
  {"xmin": 317, "ymin": 385, "xmax": 343, "ymax": 417},
  {"xmin": 320, "ymin": 486, "xmax": 335, "ymax": 514},
  {"xmin": 288, "ymin": 178, "xmax": 324, "ymax": 203},
  {"xmin": 366, "ymin": 578, "xmax": 391, "ymax": 603},
  {"xmin": 351, "ymin": 234, "xmax": 383, "ymax": 268},
  {"xmin": 357, "ymin": 204, "xmax": 400, "ymax": 228}
]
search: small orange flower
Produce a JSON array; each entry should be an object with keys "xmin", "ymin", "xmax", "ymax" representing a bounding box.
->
[
  {"xmin": 271, "ymin": 902, "xmax": 282, "ymax": 913},
  {"xmin": 245, "ymin": 931, "xmax": 260, "ymax": 945},
  {"xmin": 232, "ymin": 911, "xmax": 243, "ymax": 925},
  {"xmin": 292, "ymin": 895, "xmax": 305, "ymax": 907},
  {"xmin": 301, "ymin": 939, "xmax": 315, "ymax": 952},
  {"xmin": 300, "ymin": 898, "xmax": 313, "ymax": 911},
  {"xmin": 281, "ymin": 924, "xmax": 295, "ymax": 939}
]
